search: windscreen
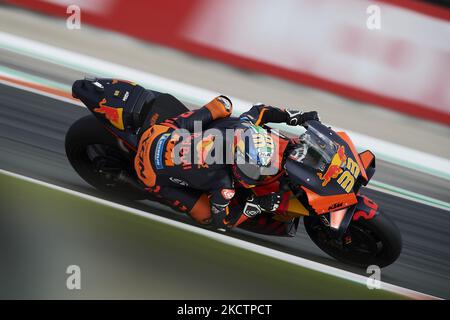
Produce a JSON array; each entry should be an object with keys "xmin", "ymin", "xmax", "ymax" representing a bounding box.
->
[{"xmin": 288, "ymin": 124, "xmax": 339, "ymax": 173}]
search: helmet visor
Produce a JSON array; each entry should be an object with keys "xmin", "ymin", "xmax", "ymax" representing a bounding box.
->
[{"xmin": 235, "ymin": 147, "xmax": 276, "ymax": 181}]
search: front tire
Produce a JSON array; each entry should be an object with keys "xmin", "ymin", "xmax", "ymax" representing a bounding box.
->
[
  {"xmin": 65, "ymin": 115, "xmax": 145, "ymax": 200},
  {"xmin": 304, "ymin": 212, "xmax": 402, "ymax": 268}
]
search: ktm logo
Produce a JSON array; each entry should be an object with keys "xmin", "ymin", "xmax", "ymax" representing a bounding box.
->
[
  {"xmin": 328, "ymin": 202, "xmax": 343, "ymax": 211},
  {"xmin": 94, "ymin": 98, "xmax": 124, "ymax": 130},
  {"xmin": 137, "ymin": 134, "xmax": 150, "ymax": 180}
]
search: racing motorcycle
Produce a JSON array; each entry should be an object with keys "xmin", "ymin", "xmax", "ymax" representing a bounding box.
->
[{"xmin": 65, "ymin": 77, "xmax": 402, "ymax": 268}]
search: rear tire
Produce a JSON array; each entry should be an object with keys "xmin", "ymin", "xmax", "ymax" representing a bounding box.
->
[
  {"xmin": 304, "ymin": 212, "xmax": 402, "ymax": 268},
  {"xmin": 65, "ymin": 115, "xmax": 146, "ymax": 200}
]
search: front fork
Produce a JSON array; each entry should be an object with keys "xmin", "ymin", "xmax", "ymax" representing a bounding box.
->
[{"xmin": 326, "ymin": 194, "xmax": 379, "ymax": 238}]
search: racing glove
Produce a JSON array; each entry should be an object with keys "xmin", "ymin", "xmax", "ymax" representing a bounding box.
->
[
  {"xmin": 210, "ymin": 203, "xmax": 232, "ymax": 231},
  {"xmin": 209, "ymin": 188, "xmax": 236, "ymax": 231},
  {"xmin": 285, "ymin": 110, "xmax": 320, "ymax": 126},
  {"xmin": 243, "ymin": 192, "xmax": 282, "ymax": 218}
]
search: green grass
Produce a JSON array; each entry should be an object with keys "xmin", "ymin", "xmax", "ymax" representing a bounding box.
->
[{"xmin": 0, "ymin": 172, "xmax": 405, "ymax": 299}]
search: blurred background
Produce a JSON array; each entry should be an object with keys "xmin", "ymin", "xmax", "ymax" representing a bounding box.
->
[{"xmin": 0, "ymin": 0, "xmax": 449, "ymax": 299}]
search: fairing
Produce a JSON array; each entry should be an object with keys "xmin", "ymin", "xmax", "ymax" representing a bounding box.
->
[{"xmin": 285, "ymin": 121, "xmax": 371, "ymax": 215}]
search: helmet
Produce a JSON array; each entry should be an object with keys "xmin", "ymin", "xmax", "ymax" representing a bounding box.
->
[{"xmin": 232, "ymin": 124, "xmax": 278, "ymax": 186}]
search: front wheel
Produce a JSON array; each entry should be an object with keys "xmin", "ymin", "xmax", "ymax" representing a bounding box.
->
[{"xmin": 304, "ymin": 212, "xmax": 402, "ymax": 268}]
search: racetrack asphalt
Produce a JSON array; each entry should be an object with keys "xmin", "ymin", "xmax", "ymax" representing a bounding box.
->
[{"xmin": 0, "ymin": 83, "xmax": 449, "ymax": 298}]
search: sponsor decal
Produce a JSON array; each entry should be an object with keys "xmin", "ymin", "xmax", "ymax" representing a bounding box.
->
[
  {"xmin": 169, "ymin": 177, "xmax": 189, "ymax": 186},
  {"xmin": 317, "ymin": 145, "xmax": 347, "ymax": 187},
  {"xmin": 122, "ymin": 91, "xmax": 129, "ymax": 101},
  {"xmin": 155, "ymin": 133, "xmax": 170, "ymax": 170},
  {"xmin": 137, "ymin": 133, "xmax": 151, "ymax": 181},
  {"xmin": 328, "ymin": 202, "xmax": 343, "ymax": 211},
  {"xmin": 243, "ymin": 202, "xmax": 261, "ymax": 218},
  {"xmin": 353, "ymin": 196, "xmax": 379, "ymax": 221},
  {"xmin": 164, "ymin": 136, "xmax": 177, "ymax": 167},
  {"xmin": 221, "ymin": 188, "xmax": 235, "ymax": 200},
  {"xmin": 114, "ymin": 90, "xmax": 120, "ymax": 97},
  {"xmin": 316, "ymin": 144, "xmax": 361, "ymax": 193},
  {"xmin": 93, "ymin": 98, "xmax": 124, "ymax": 130}
]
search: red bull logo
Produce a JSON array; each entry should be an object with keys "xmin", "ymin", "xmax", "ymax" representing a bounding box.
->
[
  {"xmin": 317, "ymin": 145, "xmax": 347, "ymax": 187},
  {"xmin": 94, "ymin": 98, "xmax": 124, "ymax": 130}
]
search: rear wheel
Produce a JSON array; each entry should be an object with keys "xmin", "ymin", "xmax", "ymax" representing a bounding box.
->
[
  {"xmin": 304, "ymin": 212, "xmax": 402, "ymax": 268},
  {"xmin": 65, "ymin": 115, "xmax": 146, "ymax": 200}
]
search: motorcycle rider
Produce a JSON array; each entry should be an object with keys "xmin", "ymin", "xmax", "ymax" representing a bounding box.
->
[{"xmin": 134, "ymin": 95, "xmax": 319, "ymax": 230}]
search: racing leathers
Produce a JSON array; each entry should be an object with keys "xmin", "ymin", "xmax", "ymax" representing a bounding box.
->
[{"xmin": 134, "ymin": 96, "xmax": 319, "ymax": 230}]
